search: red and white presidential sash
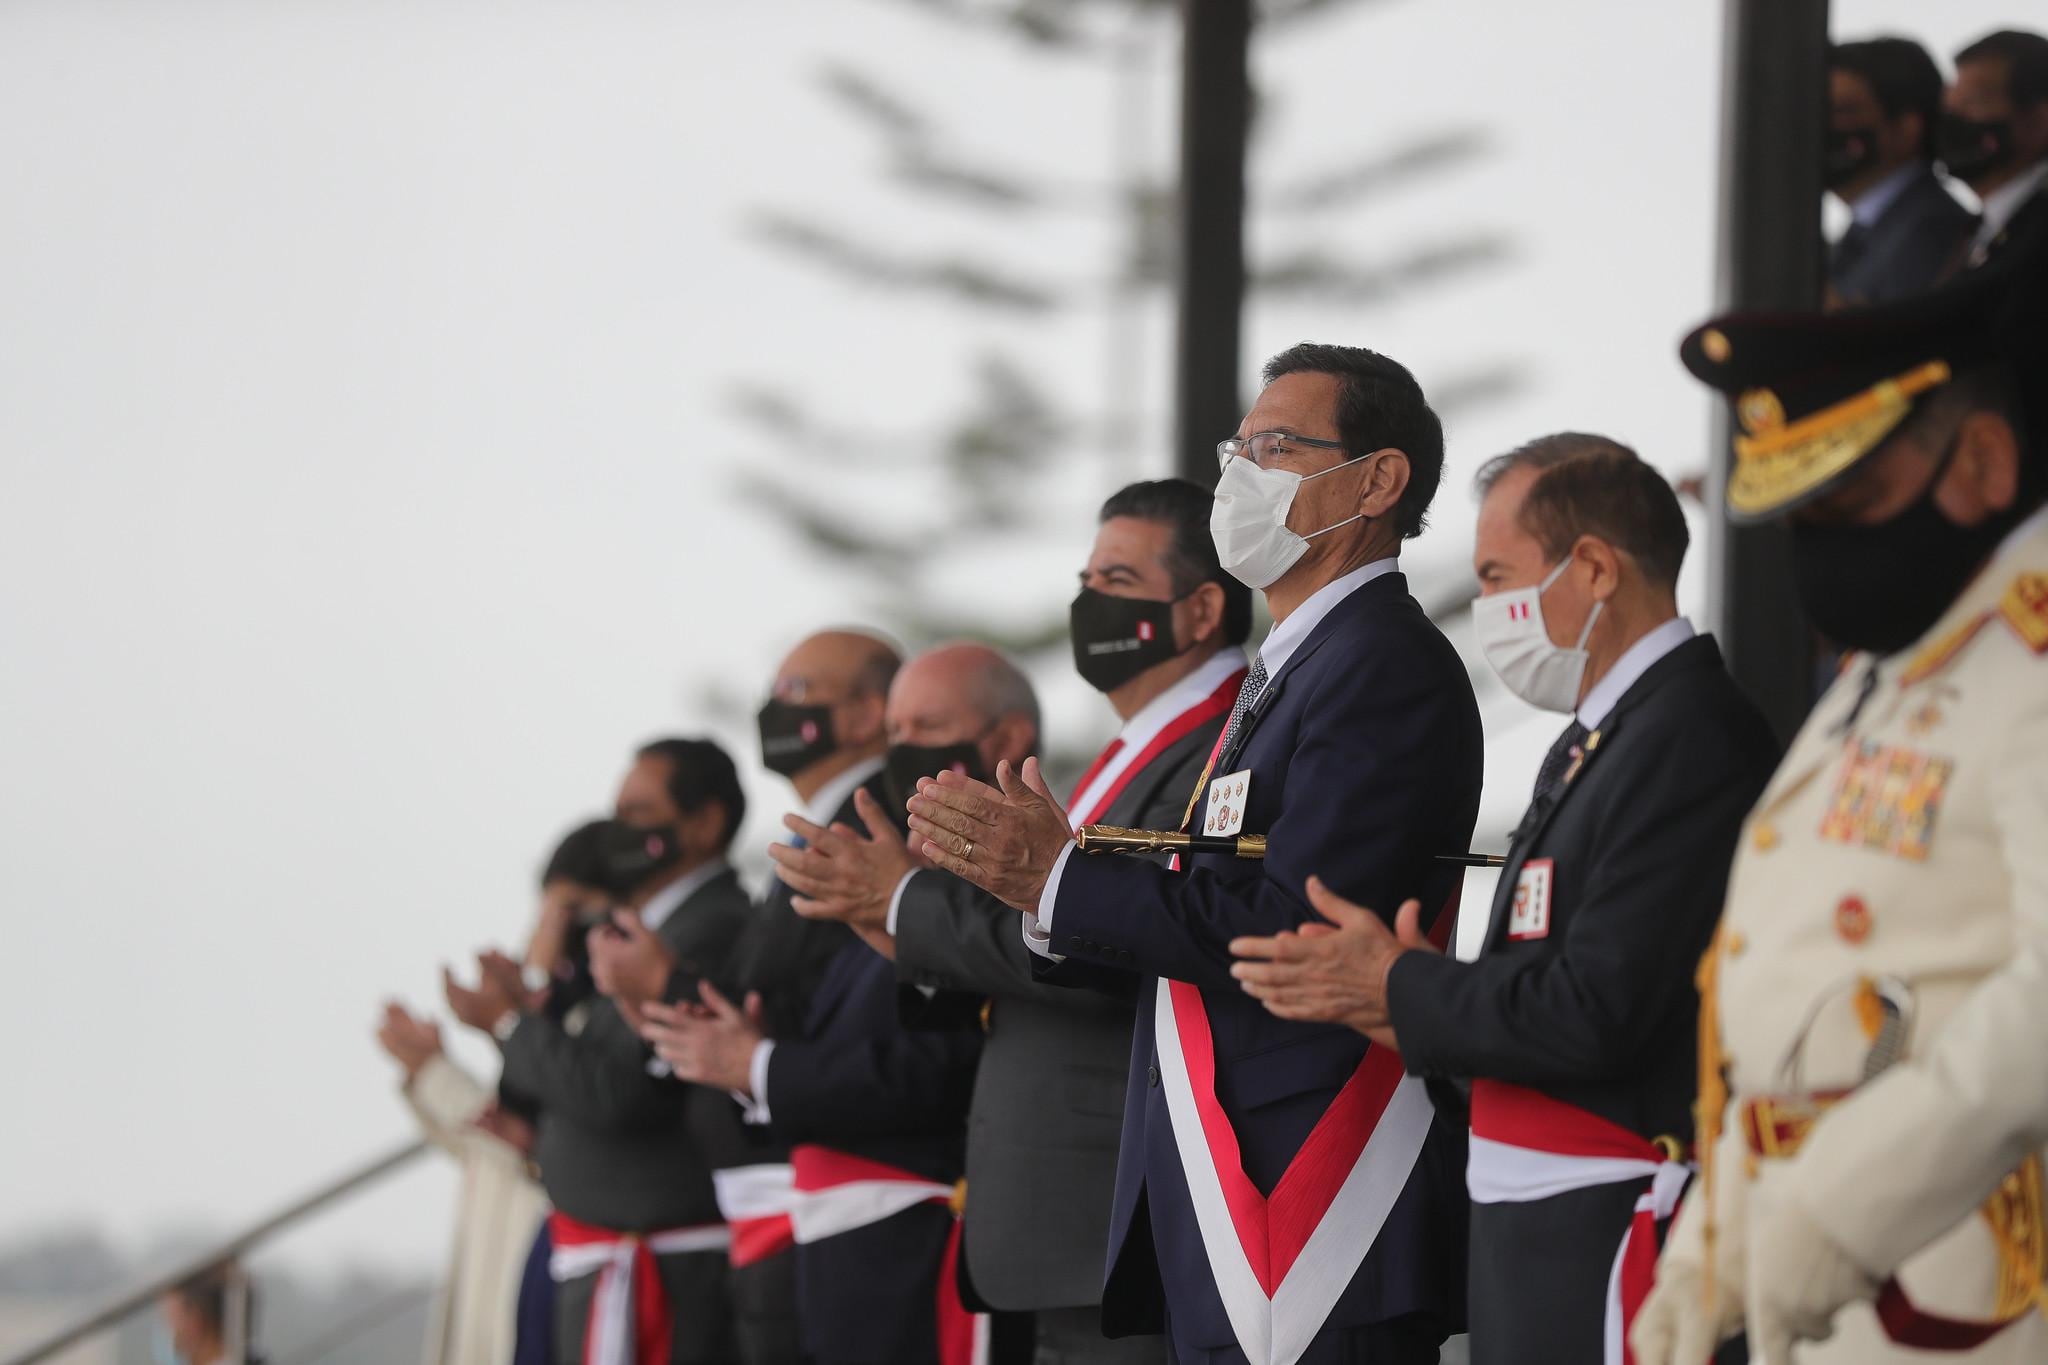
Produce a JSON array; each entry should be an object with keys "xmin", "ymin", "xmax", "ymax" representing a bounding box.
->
[
  {"xmin": 715, "ymin": 1147, "xmax": 986, "ymax": 1365},
  {"xmin": 547, "ymin": 1212, "xmax": 732, "ymax": 1365},
  {"xmin": 1153, "ymin": 955, "xmax": 1442, "ymax": 1365},
  {"xmin": 1466, "ymin": 1080, "xmax": 1692, "ymax": 1365},
  {"xmin": 1069, "ymin": 668, "xmax": 1245, "ymax": 828}
]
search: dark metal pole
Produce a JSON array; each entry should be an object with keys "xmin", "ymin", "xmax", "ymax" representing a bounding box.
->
[
  {"xmin": 1173, "ymin": 0, "xmax": 1251, "ymax": 487},
  {"xmin": 1706, "ymin": 0, "xmax": 1831, "ymax": 742}
]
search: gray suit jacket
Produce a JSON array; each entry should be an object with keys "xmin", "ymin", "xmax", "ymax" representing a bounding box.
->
[
  {"xmin": 499, "ymin": 864, "xmax": 751, "ymax": 1231},
  {"xmin": 892, "ymin": 716, "xmax": 1225, "ymax": 1311}
]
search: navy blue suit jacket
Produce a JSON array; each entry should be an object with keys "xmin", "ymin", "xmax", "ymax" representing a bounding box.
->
[{"xmin": 1043, "ymin": 569, "xmax": 1483, "ymax": 1346}]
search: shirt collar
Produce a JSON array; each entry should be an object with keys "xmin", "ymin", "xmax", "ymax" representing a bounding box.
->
[
  {"xmin": 1576, "ymin": 615, "xmax": 1696, "ymax": 731},
  {"xmin": 1257, "ymin": 557, "xmax": 1400, "ymax": 680},
  {"xmin": 1849, "ymin": 163, "xmax": 1922, "ymax": 227},
  {"xmin": 640, "ymin": 857, "xmax": 732, "ymax": 933},
  {"xmin": 801, "ymin": 754, "xmax": 885, "ymax": 830},
  {"xmin": 1116, "ymin": 648, "xmax": 1250, "ymax": 749},
  {"xmin": 1979, "ymin": 160, "xmax": 2048, "ymax": 239}
]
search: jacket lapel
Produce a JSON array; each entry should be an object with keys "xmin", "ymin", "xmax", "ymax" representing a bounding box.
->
[
  {"xmin": 1479, "ymin": 635, "xmax": 1720, "ymax": 951},
  {"xmin": 1214, "ymin": 572, "xmax": 1406, "ymax": 774}
]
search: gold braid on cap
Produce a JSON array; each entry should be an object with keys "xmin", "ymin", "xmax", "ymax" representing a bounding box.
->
[{"xmin": 1729, "ymin": 359, "xmax": 1951, "ymax": 518}]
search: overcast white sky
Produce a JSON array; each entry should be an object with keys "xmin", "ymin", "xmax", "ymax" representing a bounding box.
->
[{"xmin": 0, "ymin": 0, "xmax": 2022, "ymax": 1293}]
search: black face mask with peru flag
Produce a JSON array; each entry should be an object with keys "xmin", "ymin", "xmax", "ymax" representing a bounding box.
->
[{"xmin": 1070, "ymin": 587, "xmax": 1184, "ymax": 693}]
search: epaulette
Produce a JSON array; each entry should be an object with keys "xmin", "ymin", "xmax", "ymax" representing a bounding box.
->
[
  {"xmin": 1900, "ymin": 612, "xmax": 1991, "ymax": 686},
  {"xmin": 1998, "ymin": 571, "xmax": 2048, "ymax": 655}
]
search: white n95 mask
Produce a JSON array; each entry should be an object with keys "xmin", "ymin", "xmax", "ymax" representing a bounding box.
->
[
  {"xmin": 1471, "ymin": 558, "xmax": 1603, "ymax": 712},
  {"xmin": 1210, "ymin": 453, "xmax": 1370, "ymax": 589}
]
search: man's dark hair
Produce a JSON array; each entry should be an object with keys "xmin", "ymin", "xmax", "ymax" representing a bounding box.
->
[
  {"xmin": 1832, "ymin": 37, "xmax": 1947, "ymax": 157},
  {"xmin": 1099, "ymin": 478, "xmax": 1254, "ymax": 645},
  {"xmin": 1958, "ymin": 29, "xmax": 2048, "ymax": 108},
  {"xmin": 1473, "ymin": 433, "xmax": 1690, "ymax": 589},
  {"xmin": 635, "ymin": 737, "xmax": 746, "ymax": 852},
  {"xmin": 1260, "ymin": 343, "xmax": 1445, "ymax": 539},
  {"xmin": 540, "ymin": 818, "xmax": 613, "ymax": 890}
]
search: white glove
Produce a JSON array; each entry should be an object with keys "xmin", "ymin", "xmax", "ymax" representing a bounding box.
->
[
  {"xmin": 1630, "ymin": 1178, "xmax": 1744, "ymax": 1365},
  {"xmin": 1747, "ymin": 1197, "xmax": 1879, "ymax": 1365}
]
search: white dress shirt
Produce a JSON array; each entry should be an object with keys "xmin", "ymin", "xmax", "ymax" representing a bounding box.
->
[
  {"xmin": 1970, "ymin": 159, "xmax": 2048, "ymax": 263},
  {"xmin": 1027, "ymin": 558, "xmax": 1400, "ymax": 959},
  {"xmin": 1575, "ymin": 616, "xmax": 1696, "ymax": 731},
  {"xmin": 743, "ymin": 754, "xmax": 887, "ymax": 1120}
]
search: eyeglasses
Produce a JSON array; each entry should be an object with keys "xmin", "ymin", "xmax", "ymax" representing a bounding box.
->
[{"xmin": 1216, "ymin": 430, "xmax": 1347, "ymax": 470}]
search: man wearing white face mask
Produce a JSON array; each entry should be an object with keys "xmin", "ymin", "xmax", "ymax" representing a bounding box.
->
[
  {"xmin": 1229, "ymin": 434, "xmax": 1779, "ymax": 1365},
  {"xmin": 906, "ymin": 344, "xmax": 1484, "ymax": 1364}
]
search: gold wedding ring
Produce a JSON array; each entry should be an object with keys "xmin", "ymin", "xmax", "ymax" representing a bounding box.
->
[{"xmin": 963, "ymin": 841, "xmax": 975, "ymax": 861}]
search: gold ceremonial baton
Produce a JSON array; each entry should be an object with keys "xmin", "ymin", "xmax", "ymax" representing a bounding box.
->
[{"xmin": 1075, "ymin": 824, "xmax": 1267, "ymax": 859}]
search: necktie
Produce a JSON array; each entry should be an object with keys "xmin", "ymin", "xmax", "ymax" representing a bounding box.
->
[
  {"xmin": 1215, "ymin": 654, "xmax": 1269, "ymax": 761},
  {"xmin": 1531, "ymin": 718, "xmax": 1589, "ymax": 807}
]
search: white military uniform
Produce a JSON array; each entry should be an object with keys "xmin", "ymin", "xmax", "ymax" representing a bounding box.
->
[{"xmin": 1682, "ymin": 505, "xmax": 2048, "ymax": 1361}]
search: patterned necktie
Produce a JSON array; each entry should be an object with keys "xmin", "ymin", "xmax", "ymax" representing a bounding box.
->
[
  {"xmin": 1215, "ymin": 654, "xmax": 1269, "ymax": 761},
  {"xmin": 1531, "ymin": 718, "xmax": 1589, "ymax": 807}
]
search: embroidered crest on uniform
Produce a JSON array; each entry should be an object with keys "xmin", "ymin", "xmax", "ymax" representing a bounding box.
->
[
  {"xmin": 1205, "ymin": 769, "xmax": 1250, "ymax": 835},
  {"xmin": 1999, "ymin": 571, "xmax": 2048, "ymax": 654},
  {"xmin": 1507, "ymin": 859, "xmax": 1554, "ymax": 941},
  {"xmin": 1818, "ymin": 740, "xmax": 1953, "ymax": 861}
]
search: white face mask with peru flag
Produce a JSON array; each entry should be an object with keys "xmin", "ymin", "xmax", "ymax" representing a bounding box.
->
[{"xmin": 1471, "ymin": 558, "xmax": 1603, "ymax": 713}]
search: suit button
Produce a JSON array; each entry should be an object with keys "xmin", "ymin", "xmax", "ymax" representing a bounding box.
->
[{"xmin": 1148, "ymin": 1064, "xmax": 1160, "ymax": 1087}]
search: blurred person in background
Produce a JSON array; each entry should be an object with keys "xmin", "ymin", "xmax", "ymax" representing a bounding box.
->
[
  {"xmin": 636, "ymin": 634, "xmax": 984, "ymax": 1365},
  {"xmin": 1827, "ymin": 37, "xmax": 1975, "ymax": 306},
  {"xmin": 1230, "ymin": 438, "xmax": 1778, "ymax": 1365},
  {"xmin": 443, "ymin": 738, "xmax": 753, "ymax": 1365},
  {"xmin": 776, "ymin": 481, "xmax": 1249, "ymax": 1365},
  {"xmin": 156, "ymin": 1264, "xmax": 260, "ymax": 1365},
  {"xmin": 774, "ymin": 638, "xmax": 1045, "ymax": 1362},
  {"xmin": 1942, "ymin": 29, "xmax": 2048, "ymax": 267},
  {"xmin": 374, "ymin": 820, "xmax": 630, "ymax": 1365}
]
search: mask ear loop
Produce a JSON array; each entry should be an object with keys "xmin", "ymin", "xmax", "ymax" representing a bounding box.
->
[
  {"xmin": 1299, "ymin": 452, "xmax": 1378, "ymax": 543},
  {"xmin": 1539, "ymin": 555, "xmax": 1604, "ymax": 650}
]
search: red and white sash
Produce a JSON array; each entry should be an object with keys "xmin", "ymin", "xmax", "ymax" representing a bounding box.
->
[
  {"xmin": 1466, "ymin": 1080, "xmax": 1692, "ymax": 1365},
  {"xmin": 547, "ymin": 1211, "xmax": 732, "ymax": 1365},
  {"xmin": 1152, "ymin": 886, "xmax": 1455, "ymax": 1365},
  {"xmin": 714, "ymin": 1146, "xmax": 986, "ymax": 1365},
  {"xmin": 1070, "ymin": 667, "xmax": 1246, "ymax": 828},
  {"xmin": 713, "ymin": 1163, "xmax": 799, "ymax": 1268}
]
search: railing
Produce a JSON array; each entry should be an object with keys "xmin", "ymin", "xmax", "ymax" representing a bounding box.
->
[{"xmin": 0, "ymin": 1140, "xmax": 428, "ymax": 1365}]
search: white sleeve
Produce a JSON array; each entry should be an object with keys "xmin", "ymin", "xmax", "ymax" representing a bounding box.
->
[
  {"xmin": 1021, "ymin": 842, "xmax": 1077, "ymax": 962},
  {"xmin": 734, "ymin": 1039, "xmax": 776, "ymax": 1125},
  {"xmin": 883, "ymin": 870, "xmax": 918, "ymax": 937}
]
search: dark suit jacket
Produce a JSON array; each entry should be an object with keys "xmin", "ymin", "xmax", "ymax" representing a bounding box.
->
[
  {"xmin": 499, "ymin": 864, "xmax": 750, "ymax": 1231},
  {"xmin": 1387, "ymin": 634, "xmax": 1778, "ymax": 1142},
  {"xmin": 730, "ymin": 769, "xmax": 983, "ymax": 1365},
  {"xmin": 1831, "ymin": 166, "xmax": 1976, "ymax": 305},
  {"xmin": 893, "ymin": 703, "xmax": 1228, "ymax": 1312},
  {"xmin": 1043, "ymin": 571, "xmax": 1483, "ymax": 1344}
]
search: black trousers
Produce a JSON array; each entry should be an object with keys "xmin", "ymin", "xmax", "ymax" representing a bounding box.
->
[
  {"xmin": 1467, "ymin": 1179, "xmax": 1645, "ymax": 1365},
  {"xmin": 1032, "ymin": 1305, "xmax": 1169, "ymax": 1365},
  {"xmin": 552, "ymin": 1247, "xmax": 731, "ymax": 1365},
  {"xmin": 730, "ymin": 1252, "xmax": 807, "ymax": 1365}
]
